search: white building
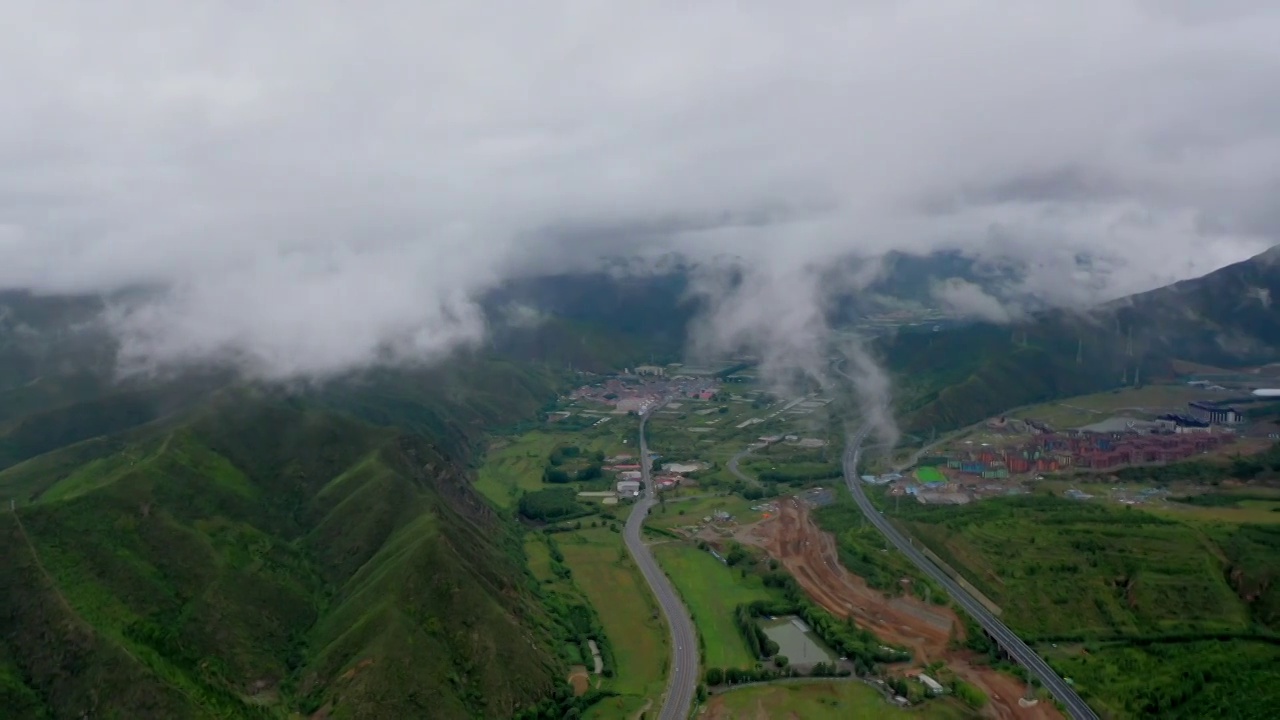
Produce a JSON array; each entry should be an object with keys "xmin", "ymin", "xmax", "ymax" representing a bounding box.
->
[
  {"xmin": 663, "ymin": 462, "xmax": 703, "ymax": 474},
  {"xmin": 616, "ymin": 480, "xmax": 641, "ymax": 495},
  {"xmin": 917, "ymin": 674, "xmax": 944, "ymax": 695}
]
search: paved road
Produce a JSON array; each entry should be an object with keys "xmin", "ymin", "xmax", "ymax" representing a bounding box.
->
[
  {"xmin": 624, "ymin": 403, "xmax": 698, "ymax": 720},
  {"xmin": 726, "ymin": 447, "xmax": 755, "ymax": 485},
  {"xmin": 834, "ymin": 408, "xmax": 1099, "ymax": 719}
]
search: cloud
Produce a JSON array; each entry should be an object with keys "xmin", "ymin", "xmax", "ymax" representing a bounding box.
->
[
  {"xmin": 1, "ymin": 1, "xmax": 1279, "ymax": 378},
  {"xmin": 931, "ymin": 279, "xmax": 1022, "ymax": 323}
]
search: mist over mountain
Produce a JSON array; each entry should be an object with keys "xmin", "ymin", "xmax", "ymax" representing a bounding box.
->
[
  {"xmin": 5, "ymin": 2, "xmax": 1280, "ymax": 383},
  {"xmin": 886, "ymin": 244, "xmax": 1280, "ymax": 434},
  {"xmin": 4, "ymin": 4, "xmax": 1280, "ymax": 716}
]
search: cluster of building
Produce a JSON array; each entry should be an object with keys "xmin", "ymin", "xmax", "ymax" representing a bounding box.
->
[
  {"xmin": 607, "ymin": 456, "xmax": 701, "ymax": 499},
  {"xmin": 922, "ymin": 428, "xmax": 1237, "ymax": 477},
  {"xmin": 568, "ymin": 375, "xmax": 720, "ymax": 415}
]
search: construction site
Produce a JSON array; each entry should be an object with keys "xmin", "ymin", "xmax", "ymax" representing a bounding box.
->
[{"xmin": 735, "ymin": 496, "xmax": 1061, "ymax": 720}]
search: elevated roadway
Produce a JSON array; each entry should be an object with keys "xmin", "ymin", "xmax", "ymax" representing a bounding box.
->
[{"xmin": 833, "ymin": 370, "xmax": 1099, "ymax": 719}]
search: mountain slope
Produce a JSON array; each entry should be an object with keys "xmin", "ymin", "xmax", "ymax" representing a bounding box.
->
[
  {"xmin": 0, "ymin": 370, "xmax": 566, "ymax": 719},
  {"xmin": 886, "ymin": 245, "xmax": 1280, "ymax": 435}
]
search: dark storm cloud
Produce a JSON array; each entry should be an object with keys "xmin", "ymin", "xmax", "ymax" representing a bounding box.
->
[{"xmin": 1, "ymin": 1, "xmax": 1278, "ymax": 377}]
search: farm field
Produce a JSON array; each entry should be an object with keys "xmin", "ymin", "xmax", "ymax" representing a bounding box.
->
[
  {"xmin": 652, "ymin": 542, "xmax": 779, "ymax": 669},
  {"xmin": 704, "ymin": 681, "xmax": 977, "ymax": 720},
  {"xmin": 476, "ymin": 426, "xmax": 632, "ymax": 508},
  {"xmin": 646, "ymin": 494, "xmax": 763, "ymax": 532},
  {"xmin": 556, "ymin": 528, "xmax": 670, "ymax": 701},
  {"xmin": 895, "ymin": 495, "xmax": 1256, "ymax": 639},
  {"xmin": 645, "ymin": 387, "xmax": 840, "ymax": 492}
]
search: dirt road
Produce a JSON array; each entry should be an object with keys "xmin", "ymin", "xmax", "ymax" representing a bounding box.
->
[{"xmin": 736, "ymin": 499, "xmax": 1060, "ymax": 720}]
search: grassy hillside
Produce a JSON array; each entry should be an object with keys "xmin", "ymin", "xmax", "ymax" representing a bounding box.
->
[
  {"xmin": 0, "ymin": 374, "xmax": 571, "ymax": 719},
  {"xmin": 882, "ymin": 324, "xmax": 1148, "ymax": 438},
  {"xmin": 891, "ymin": 495, "xmax": 1276, "ymax": 640},
  {"xmin": 883, "ymin": 245, "xmax": 1280, "ymax": 437},
  {"xmin": 885, "ymin": 493, "xmax": 1280, "ymax": 718}
]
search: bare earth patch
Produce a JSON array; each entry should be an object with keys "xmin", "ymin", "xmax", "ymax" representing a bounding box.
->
[
  {"xmin": 567, "ymin": 665, "xmax": 590, "ymax": 696},
  {"xmin": 736, "ymin": 500, "xmax": 1061, "ymax": 720}
]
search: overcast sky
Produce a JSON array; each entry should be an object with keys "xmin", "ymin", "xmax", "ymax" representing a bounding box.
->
[{"xmin": 3, "ymin": 1, "xmax": 1279, "ymax": 377}]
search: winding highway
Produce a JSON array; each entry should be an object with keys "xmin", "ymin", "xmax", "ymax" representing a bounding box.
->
[
  {"xmin": 624, "ymin": 403, "xmax": 698, "ymax": 720},
  {"xmin": 833, "ymin": 368, "xmax": 1099, "ymax": 720},
  {"xmin": 726, "ymin": 446, "xmax": 755, "ymax": 485}
]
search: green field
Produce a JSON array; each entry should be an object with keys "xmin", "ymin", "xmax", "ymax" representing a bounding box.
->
[
  {"xmin": 644, "ymin": 388, "xmax": 841, "ymax": 494},
  {"xmin": 653, "ymin": 543, "xmax": 778, "ymax": 669},
  {"xmin": 475, "ymin": 428, "xmax": 632, "ymax": 508},
  {"xmin": 646, "ymin": 494, "xmax": 763, "ymax": 532},
  {"xmin": 1046, "ymin": 640, "xmax": 1280, "ymax": 719},
  {"xmin": 915, "ymin": 466, "xmax": 945, "ymax": 484},
  {"xmin": 707, "ymin": 681, "xmax": 976, "ymax": 719},
  {"xmin": 1014, "ymin": 385, "xmax": 1225, "ymax": 429},
  {"xmin": 556, "ymin": 528, "xmax": 669, "ymax": 701},
  {"xmin": 887, "ymin": 493, "xmax": 1280, "ymax": 718},
  {"xmin": 813, "ymin": 500, "xmax": 945, "ymax": 600},
  {"xmin": 1150, "ymin": 501, "xmax": 1280, "ymax": 525},
  {"xmin": 896, "ymin": 495, "xmax": 1258, "ymax": 639}
]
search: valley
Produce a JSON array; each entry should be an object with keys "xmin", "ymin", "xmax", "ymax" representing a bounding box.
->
[
  {"xmin": 496, "ymin": 367, "xmax": 1058, "ymax": 719},
  {"xmin": 3, "ymin": 244, "xmax": 1280, "ymax": 719},
  {"xmin": 496, "ymin": 353, "xmax": 1280, "ymax": 719}
]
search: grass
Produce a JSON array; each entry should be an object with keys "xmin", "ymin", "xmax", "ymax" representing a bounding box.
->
[
  {"xmin": 584, "ymin": 693, "xmax": 651, "ymax": 720},
  {"xmin": 525, "ymin": 535, "xmax": 556, "ymax": 582},
  {"xmin": 0, "ymin": 382, "xmax": 574, "ymax": 720},
  {"xmin": 812, "ymin": 499, "xmax": 945, "ymax": 600},
  {"xmin": 1046, "ymin": 639, "xmax": 1280, "ymax": 719},
  {"xmin": 646, "ymin": 495, "xmax": 763, "ymax": 531},
  {"xmin": 1013, "ymin": 385, "xmax": 1227, "ymax": 429},
  {"xmin": 895, "ymin": 495, "xmax": 1255, "ymax": 639},
  {"xmin": 644, "ymin": 386, "xmax": 841, "ymax": 492},
  {"xmin": 1149, "ymin": 503, "xmax": 1280, "ymax": 525},
  {"xmin": 653, "ymin": 543, "xmax": 778, "ymax": 669},
  {"xmin": 888, "ymin": 491, "xmax": 1280, "ymax": 719},
  {"xmin": 475, "ymin": 428, "xmax": 633, "ymax": 508},
  {"xmin": 893, "ymin": 491, "xmax": 1280, "ymax": 635},
  {"xmin": 708, "ymin": 681, "xmax": 976, "ymax": 719},
  {"xmin": 557, "ymin": 528, "xmax": 669, "ymax": 700},
  {"xmin": 915, "ymin": 466, "xmax": 945, "ymax": 484}
]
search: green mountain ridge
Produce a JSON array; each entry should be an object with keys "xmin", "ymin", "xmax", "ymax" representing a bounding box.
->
[{"xmin": 0, "ymin": 369, "xmax": 570, "ymax": 719}]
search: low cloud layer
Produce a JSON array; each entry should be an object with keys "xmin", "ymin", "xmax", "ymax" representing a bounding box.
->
[
  {"xmin": 3, "ymin": 2, "xmax": 1280, "ymax": 378},
  {"xmin": 931, "ymin": 279, "xmax": 1023, "ymax": 324}
]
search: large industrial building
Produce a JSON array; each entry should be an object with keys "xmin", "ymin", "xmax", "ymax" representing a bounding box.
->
[{"xmin": 1187, "ymin": 401, "xmax": 1244, "ymax": 425}]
